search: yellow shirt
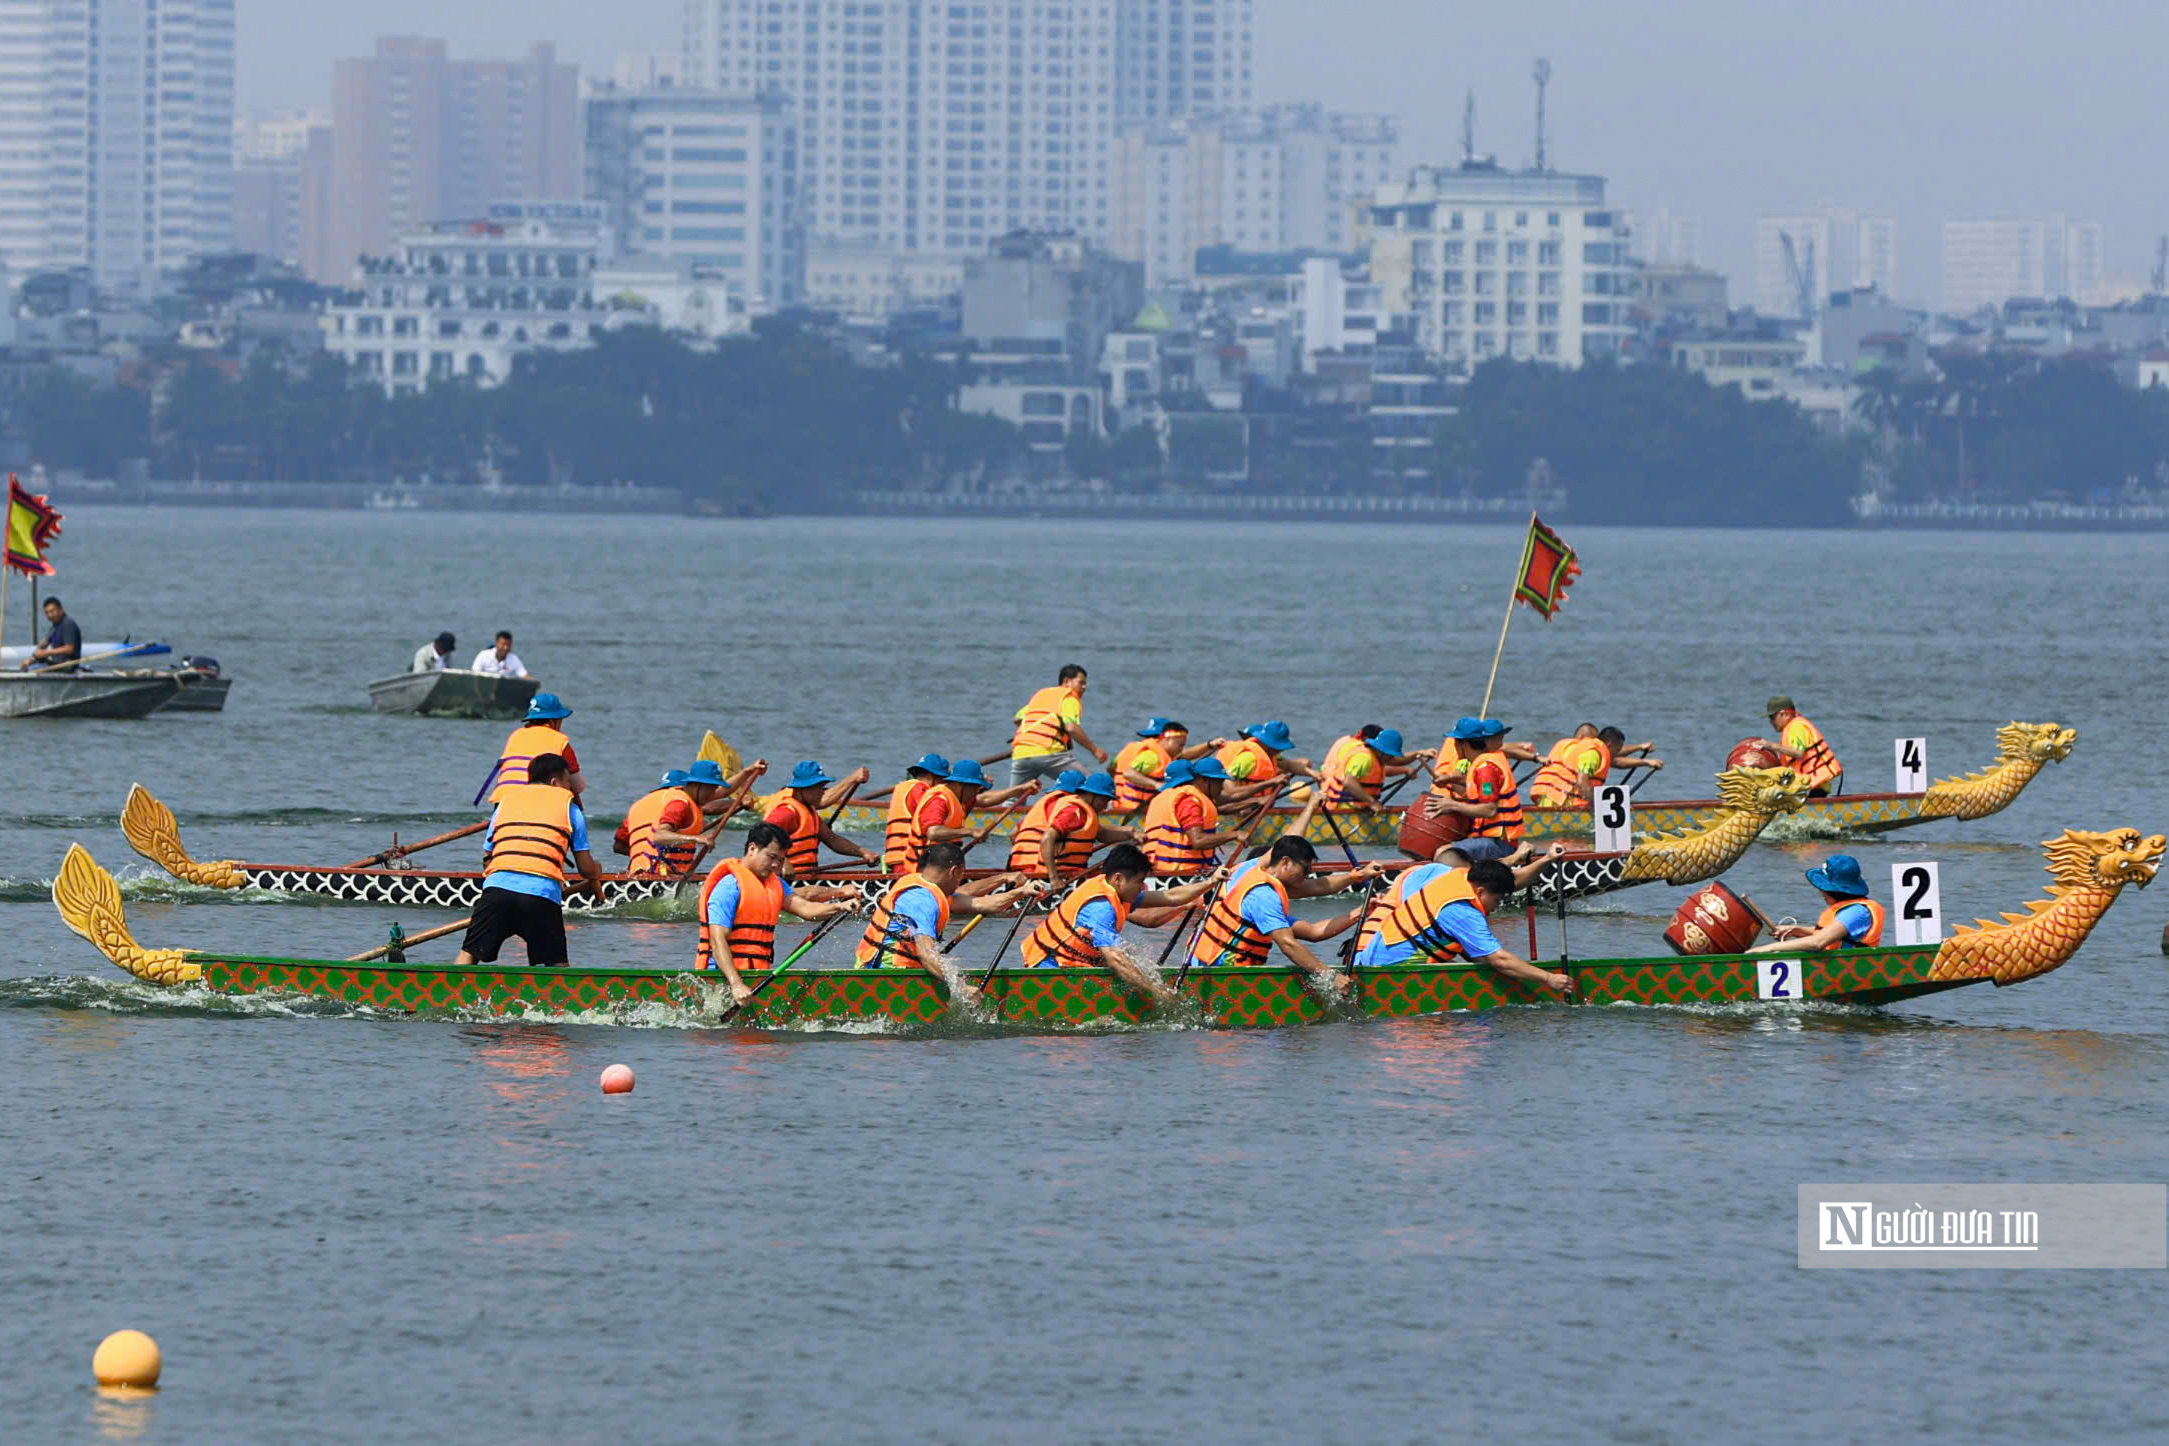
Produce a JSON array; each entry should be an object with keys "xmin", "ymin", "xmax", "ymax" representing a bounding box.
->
[{"xmin": 1013, "ymin": 692, "xmax": 1084, "ymax": 758}]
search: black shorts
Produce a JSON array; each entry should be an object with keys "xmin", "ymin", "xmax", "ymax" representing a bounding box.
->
[{"xmin": 461, "ymin": 886, "xmax": 570, "ymax": 965}]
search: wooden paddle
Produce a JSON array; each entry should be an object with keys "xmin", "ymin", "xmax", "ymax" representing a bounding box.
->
[
  {"xmin": 349, "ymin": 914, "xmax": 470, "ymax": 962},
  {"xmin": 21, "ymin": 644, "xmax": 142, "ymax": 674},
  {"xmin": 673, "ymin": 772, "xmax": 768, "ymax": 888},
  {"xmin": 858, "ymin": 749, "xmax": 1015, "ymax": 806},
  {"xmin": 960, "ymin": 788, "xmax": 1034, "ymax": 854},
  {"xmin": 350, "ymin": 820, "xmax": 486, "ymax": 869},
  {"xmin": 716, "ymin": 909, "xmax": 859, "ymax": 1025},
  {"xmin": 975, "ymin": 891, "xmax": 1044, "ymax": 995}
]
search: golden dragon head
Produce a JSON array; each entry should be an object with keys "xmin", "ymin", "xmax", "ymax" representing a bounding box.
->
[
  {"xmin": 1997, "ymin": 722, "xmax": 2077, "ymax": 766},
  {"xmin": 1712, "ymin": 765, "xmax": 1810, "ymax": 818},
  {"xmin": 2042, "ymin": 828, "xmax": 2165, "ymax": 891}
]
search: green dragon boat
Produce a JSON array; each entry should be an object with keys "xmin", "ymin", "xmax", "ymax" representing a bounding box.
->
[{"xmin": 50, "ymin": 826, "xmax": 2159, "ymax": 1030}]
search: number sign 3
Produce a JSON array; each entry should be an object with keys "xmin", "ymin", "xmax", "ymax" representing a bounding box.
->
[
  {"xmin": 1890, "ymin": 861, "xmax": 1943, "ymax": 946},
  {"xmin": 1592, "ymin": 784, "xmax": 1632, "ymax": 853}
]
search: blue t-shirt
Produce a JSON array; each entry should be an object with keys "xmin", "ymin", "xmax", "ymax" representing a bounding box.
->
[
  {"xmin": 704, "ymin": 869, "xmax": 796, "ymax": 941},
  {"xmin": 1036, "ymin": 896, "xmax": 1126, "ymax": 966},
  {"xmin": 483, "ymin": 800, "xmax": 590, "ymax": 904},
  {"xmin": 1355, "ymin": 863, "xmax": 1500, "ymax": 967},
  {"xmin": 1834, "ymin": 901, "xmax": 1874, "ymax": 945},
  {"xmin": 862, "ymin": 884, "xmax": 943, "ymax": 967},
  {"xmin": 1189, "ymin": 860, "xmax": 1298, "ymax": 967}
]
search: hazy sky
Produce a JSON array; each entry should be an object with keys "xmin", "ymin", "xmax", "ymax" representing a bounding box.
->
[{"xmin": 241, "ymin": 0, "xmax": 2167, "ymax": 303}]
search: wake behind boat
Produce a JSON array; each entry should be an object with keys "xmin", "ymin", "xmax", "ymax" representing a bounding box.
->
[{"xmin": 369, "ymin": 668, "xmax": 541, "ymax": 719}]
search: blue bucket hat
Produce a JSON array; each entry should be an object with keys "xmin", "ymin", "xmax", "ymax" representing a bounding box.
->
[
  {"xmin": 1446, "ymin": 715, "xmax": 1489, "ymax": 741},
  {"xmin": 1367, "ymin": 728, "xmax": 1406, "ymax": 758},
  {"xmin": 947, "ymin": 758, "xmax": 990, "ymax": 788},
  {"xmin": 1186, "ymin": 757, "xmax": 1231, "ymax": 782},
  {"xmin": 787, "ymin": 760, "xmax": 835, "ymax": 790},
  {"xmin": 1054, "ymin": 768, "xmax": 1087, "ymax": 793},
  {"xmin": 1077, "ymin": 771, "xmax": 1118, "ymax": 800},
  {"xmin": 660, "ymin": 769, "xmax": 690, "ymax": 788},
  {"xmin": 1807, "ymin": 854, "xmax": 1871, "ymax": 899},
  {"xmin": 1242, "ymin": 720, "xmax": 1295, "ymax": 752},
  {"xmin": 1162, "ymin": 760, "xmax": 1194, "ymax": 788},
  {"xmin": 1136, "ymin": 716, "xmax": 1176, "ymax": 738},
  {"xmin": 524, "ymin": 692, "xmax": 571, "ymax": 721},
  {"xmin": 684, "ymin": 760, "xmax": 728, "ymax": 788},
  {"xmin": 909, "ymin": 752, "xmax": 951, "ymax": 777},
  {"xmin": 1478, "ymin": 718, "xmax": 1512, "ymax": 738}
]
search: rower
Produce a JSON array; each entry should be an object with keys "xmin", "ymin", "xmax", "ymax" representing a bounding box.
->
[
  {"xmin": 697, "ymin": 821, "xmax": 859, "ymax": 1008},
  {"xmin": 454, "ymin": 754, "xmax": 604, "ymax": 970},
  {"xmin": 23, "ymin": 597, "xmax": 82, "ymax": 671},
  {"xmin": 1218, "ymin": 721, "xmax": 1319, "ymax": 808},
  {"xmin": 1321, "ymin": 727, "xmax": 1432, "ymax": 810},
  {"xmin": 1018, "ymin": 843, "xmax": 1223, "ymax": 1002},
  {"xmin": 1111, "ymin": 718, "xmax": 1221, "ymax": 815},
  {"xmin": 882, "ymin": 753, "xmax": 951, "ymax": 872},
  {"xmin": 486, "ymin": 693, "xmax": 581, "ymax": 803},
  {"xmin": 1434, "ymin": 838, "xmax": 1569, "ymax": 885},
  {"xmin": 1009, "ymin": 663, "xmax": 1109, "ymax": 789},
  {"xmin": 1767, "ymin": 695, "xmax": 1843, "ymax": 796},
  {"xmin": 763, "ymin": 760, "xmax": 880, "ymax": 884},
  {"xmin": 1423, "ymin": 718, "xmax": 1525, "ymax": 843},
  {"xmin": 620, "ymin": 759, "xmax": 762, "ymax": 877},
  {"xmin": 471, "ymin": 631, "xmax": 529, "ymax": 679},
  {"xmin": 1748, "ymin": 855, "xmax": 1885, "ymax": 953},
  {"xmin": 1527, "ymin": 724, "xmax": 1610, "ymax": 807},
  {"xmin": 1007, "ymin": 770, "xmax": 1137, "ymax": 879},
  {"xmin": 1598, "ymin": 727, "xmax": 1665, "ymax": 781},
  {"xmin": 855, "ymin": 843, "xmax": 1041, "ymax": 998},
  {"xmin": 1183, "ymin": 836, "xmax": 1386, "ymax": 991},
  {"xmin": 897, "ymin": 757, "xmax": 1020, "ymax": 871},
  {"xmin": 1351, "ymin": 856, "xmax": 1571, "ymax": 995},
  {"xmin": 1141, "ymin": 758, "xmax": 1251, "ymax": 876},
  {"xmin": 411, "ymin": 631, "xmax": 456, "ymax": 674}
]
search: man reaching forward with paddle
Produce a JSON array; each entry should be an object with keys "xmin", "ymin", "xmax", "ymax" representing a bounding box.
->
[
  {"xmin": 855, "ymin": 843, "xmax": 1042, "ymax": 1003},
  {"xmin": 1019, "ymin": 843, "xmax": 1223, "ymax": 1004},
  {"xmin": 698, "ymin": 822, "xmax": 859, "ymax": 1008}
]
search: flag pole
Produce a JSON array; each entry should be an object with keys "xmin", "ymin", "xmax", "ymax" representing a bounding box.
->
[{"xmin": 1479, "ymin": 511, "xmax": 1535, "ymax": 717}]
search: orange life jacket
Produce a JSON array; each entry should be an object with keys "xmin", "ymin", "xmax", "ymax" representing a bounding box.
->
[
  {"xmin": 1357, "ymin": 865, "xmax": 1483, "ymax": 961},
  {"xmin": 1007, "ymin": 790, "xmax": 1102, "ymax": 876},
  {"xmin": 1466, "ymin": 751, "xmax": 1525, "ymax": 841},
  {"xmin": 1216, "ymin": 737, "xmax": 1281, "ymax": 785},
  {"xmin": 1142, "ymin": 783, "xmax": 1219, "ymax": 874},
  {"xmin": 896, "ymin": 782, "xmax": 963, "ymax": 872},
  {"xmin": 1021, "ymin": 877, "xmax": 1132, "ymax": 968},
  {"xmin": 855, "ymin": 872, "xmax": 953, "ymax": 967},
  {"xmin": 1815, "ymin": 897, "xmax": 1885, "ymax": 949},
  {"xmin": 489, "ymin": 724, "xmax": 570, "ymax": 804},
  {"xmin": 623, "ymin": 786, "xmax": 701, "ymax": 875},
  {"xmin": 697, "ymin": 857, "xmax": 783, "ymax": 971},
  {"xmin": 1528, "ymin": 737, "xmax": 1611, "ymax": 808},
  {"xmin": 1187, "ymin": 859, "xmax": 1290, "ymax": 969},
  {"xmin": 1112, "ymin": 738, "xmax": 1171, "ymax": 812},
  {"xmin": 1784, "ymin": 716, "xmax": 1842, "ymax": 790},
  {"xmin": 768, "ymin": 794, "xmax": 823, "ymax": 878},
  {"xmin": 1321, "ymin": 734, "xmax": 1379, "ymax": 807},
  {"xmin": 482, "ymin": 783, "xmax": 577, "ymax": 884},
  {"xmin": 1012, "ymin": 685, "xmax": 1078, "ymax": 755},
  {"xmin": 883, "ymin": 778, "xmax": 931, "ymax": 872}
]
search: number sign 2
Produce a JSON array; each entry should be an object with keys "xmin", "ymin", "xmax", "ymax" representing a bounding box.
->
[
  {"xmin": 1592, "ymin": 783, "xmax": 1632, "ymax": 853},
  {"xmin": 1890, "ymin": 861, "xmax": 1943, "ymax": 946},
  {"xmin": 1894, "ymin": 736, "xmax": 1928, "ymax": 793},
  {"xmin": 1755, "ymin": 958, "xmax": 1805, "ymax": 1002}
]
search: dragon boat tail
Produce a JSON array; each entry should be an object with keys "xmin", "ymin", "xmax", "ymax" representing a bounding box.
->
[{"xmin": 51, "ymin": 827, "xmax": 2159, "ymax": 1029}]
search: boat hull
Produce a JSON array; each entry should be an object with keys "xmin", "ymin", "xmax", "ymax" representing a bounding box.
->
[
  {"xmin": 367, "ymin": 669, "xmax": 540, "ymax": 719},
  {"xmin": 0, "ymin": 672, "xmax": 180, "ymax": 719},
  {"xmin": 156, "ymin": 676, "xmax": 232, "ymax": 713}
]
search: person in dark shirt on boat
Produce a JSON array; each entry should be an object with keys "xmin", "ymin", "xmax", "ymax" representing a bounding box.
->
[
  {"xmin": 22, "ymin": 597, "xmax": 82, "ymax": 670},
  {"xmin": 455, "ymin": 754, "xmax": 603, "ymax": 969}
]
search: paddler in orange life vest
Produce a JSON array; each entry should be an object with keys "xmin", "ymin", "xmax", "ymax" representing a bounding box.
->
[
  {"xmin": 880, "ymin": 753, "xmax": 952, "ymax": 871},
  {"xmin": 1018, "ymin": 842, "xmax": 1225, "ymax": 1003},
  {"xmin": 1183, "ymin": 835, "xmax": 1389, "ymax": 994},
  {"xmin": 1423, "ymin": 717, "xmax": 1527, "ymax": 842},
  {"xmin": 1008, "ymin": 770, "xmax": 1140, "ymax": 879},
  {"xmin": 455, "ymin": 753, "xmax": 605, "ymax": 969},
  {"xmin": 1320, "ymin": 726, "xmax": 1435, "ymax": 810},
  {"xmin": 698, "ymin": 821, "xmax": 860, "ymax": 1008},
  {"xmin": 1526, "ymin": 724, "xmax": 1666, "ymax": 807},
  {"xmin": 1141, "ymin": 758, "xmax": 1259, "ymax": 875},
  {"xmin": 855, "ymin": 842, "xmax": 1042, "ymax": 1003},
  {"xmin": 483, "ymin": 692, "xmax": 583, "ymax": 805},
  {"xmin": 1217, "ymin": 720, "xmax": 1320, "ymax": 809},
  {"xmin": 1111, "ymin": 718, "xmax": 1225, "ymax": 816},
  {"xmin": 1009, "ymin": 663, "xmax": 1109, "ymax": 789},
  {"xmin": 1350, "ymin": 855, "xmax": 1572, "ymax": 995},
  {"xmin": 762, "ymin": 761, "xmax": 879, "ymax": 891},
  {"xmin": 616, "ymin": 758, "xmax": 767, "ymax": 875},
  {"xmin": 896, "ymin": 757, "xmax": 1036, "ymax": 871},
  {"xmin": 1766, "ymin": 695, "xmax": 1843, "ymax": 796},
  {"xmin": 1748, "ymin": 854, "xmax": 1885, "ymax": 953}
]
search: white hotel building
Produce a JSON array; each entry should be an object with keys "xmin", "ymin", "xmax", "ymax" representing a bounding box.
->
[
  {"xmin": 1363, "ymin": 166, "xmax": 1635, "ymax": 369},
  {"xmin": 0, "ymin": 0, "xmax": 235, "ymax": 296}
]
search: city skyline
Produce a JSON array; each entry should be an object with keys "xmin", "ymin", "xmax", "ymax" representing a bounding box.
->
[{"xmin": 231, "ymin": 0, "xmax": 2165, "ymax": 302}]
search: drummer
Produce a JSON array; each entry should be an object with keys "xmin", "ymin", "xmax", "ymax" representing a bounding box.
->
[{"xmin": 1747, "ymin": 855, "xmax": 1885, "ymax": 952}]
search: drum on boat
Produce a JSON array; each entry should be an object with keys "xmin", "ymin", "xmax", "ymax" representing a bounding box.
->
[
  {"xmin": 1663, "ymin": 881, "xmax": 1771, "ymax": 956},
  {"xmin": 1727, "ymin": 737, "xmax": 1783, "ymax": 770},
  {"xmin": 1397, "ymin": 794, "xmax": 1470, "ymax": 861}
]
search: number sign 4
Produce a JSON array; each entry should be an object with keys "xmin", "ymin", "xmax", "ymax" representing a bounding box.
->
[
  {"xmin": 1894, "ymin": 736, "xmax": 1928, "ymax": 793},
  {"xmin": 1890, "ymin": 861, "xmax": 1943, "ymax": 947}
]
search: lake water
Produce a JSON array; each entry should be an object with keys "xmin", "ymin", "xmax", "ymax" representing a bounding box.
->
[{"xmin": 3, "ymin": 510, "xmax": 2165, "ymax": 1443}]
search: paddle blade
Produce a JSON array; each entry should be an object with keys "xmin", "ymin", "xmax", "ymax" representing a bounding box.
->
[{"xmin": 700, "ymin": 730, "xmax": 743, "ymax": 776}]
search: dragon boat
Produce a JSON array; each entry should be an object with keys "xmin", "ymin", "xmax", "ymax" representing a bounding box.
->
[
  {"xmin": 821, "ymin": 722, "xmax": 2076, "ymax": 846},
  {"xmin": 50, "ymin": 827, "xmax": 2159, "ymax": 1030},
  {"xmin": 114, "ymin": 768, "xmax": 1810, "ymax": 914}
]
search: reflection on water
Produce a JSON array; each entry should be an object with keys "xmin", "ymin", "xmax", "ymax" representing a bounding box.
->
[{"xmin": 90, "ymin": 1390, "xmax": 154, "ymax": 1442}]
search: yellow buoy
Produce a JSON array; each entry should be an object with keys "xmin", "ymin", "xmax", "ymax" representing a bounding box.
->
[{"xmin": 92, "ymin": 1330, "xmax": 162, "ymax": 1391}]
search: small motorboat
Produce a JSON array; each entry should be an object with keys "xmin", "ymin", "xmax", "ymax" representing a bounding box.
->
[
  {"xmin": 0, "ymin": 670, "xmax": 179, "ymax": 719},
  {"xmin": 154, "ymin": 657, "xmax": 232, "ymax": 713},
  {"xmin": 367, "ymin": 668, "xmax": 540, "ymax": 720}
]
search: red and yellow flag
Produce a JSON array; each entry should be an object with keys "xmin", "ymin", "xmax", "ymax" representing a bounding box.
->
[
  {"xmin": 5, "ymin": 475, "xmax": 63, "ymax": 577},
  {"xmin": 1513, "ymin": 514, "xmax": 1578, "ymax": 620}
]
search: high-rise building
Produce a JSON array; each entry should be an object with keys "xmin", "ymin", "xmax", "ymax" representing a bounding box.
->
[
  {"xmin": 682, "ymin": 1, "xmax": 1116, "ymax": 254},
  {"xmin": 584, "ymin": 85, "xmax": 802, "ymax": 307},
  {"xmin": 1114, "ymin": 0, "xmax": 1254, "ymax": 124},
  {"xmin": 1111, "ymin": 105, "xmax": 1396, "ymax": 288},
  {"xmin": 1754, "ymin": 207, "xmax": 1897, "ymax": 317},
  {"xmin": 1940, "ymin": 216, "xmax": 2105, "ymax": 313},
  {"xmin": 310, "ymin": 38, "xmax": 580, "ymax": 285},
  {"xmin": 236, "ymin": 109, "xmax": 329, "ymax": 163},
  {"xmin": 1628, "ymin": 207, "xmax": 1702, "ymax": 267},
  {"xmin": 0, "ymin": 0, "xmax": 236, "ymax": 297},
  {"xmin": 233, "ymin": 110, "xmax": 327, "ymax": 268}
]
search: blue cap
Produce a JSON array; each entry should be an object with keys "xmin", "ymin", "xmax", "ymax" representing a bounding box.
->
[
  {"xmin": 909, "ymin": 752, "xmax": 950, "ymax": 777},
  {"xmin": 947, "ymin": 758, "xmax": 989, "ymax": 788},
  {"xmin": 1242, "ymin": 720, "xmax": 1295, "ymax": 752},
  {"xmin": 1136, "ymin": 716, "xmax": 1176, "ymax": 738},
  {"xmin": 787, "ymin": 760, "xmax": 834, "ymax": 790},
  {"xmin": 685, "ymin": 759, "xmax": 728, "ymax": 788},
  {"xmin": 1162, "ymin": 760, "xmax": 1194, "ymax": 788},
  {"xmin": 524, "ymin": 692, "xmax": 571, "ymax": 721},
  {"xmin": 1447, "ymin": 715, "xmax": 1489, "ymax": 741},
  {"xmin": 1806, "ymin": 854, "xmax": 1871, "ymax": 899},
  {"xmin": 1054, "ymin": 768, "xmax": 1087, "ymax": 793},
  {"xmin": 1187, "ymin": 757, "xmax": 1230, "ymax": 782},
  {"xmin": 660, "ymin": 769, "xmax": 690, "ymax": 788},
  {"xmin": 1479, "ymin": 718, "xmax": 1512, "ymax": 738},
  {"xmin": 1368, "ymin": 728, "xmax": 1406, "ymax": 758},
  {"xmin": 1077, "ymin": 771, "xmax": 1118, "ymax": 799}
]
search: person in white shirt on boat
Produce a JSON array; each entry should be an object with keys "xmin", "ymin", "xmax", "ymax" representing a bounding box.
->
[
  {"xmin": 411, "ymin": 632, "xmax": 455, "ymax": 674},
  {"xmin": 471, "ymin": 631, "xmax": 529, "ymax": 679}
]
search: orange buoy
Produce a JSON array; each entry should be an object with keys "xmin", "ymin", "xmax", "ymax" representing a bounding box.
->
[
  {"xmin": 1664, "ymin": 882, "xmax": 1767, "ymax": 956},
  {"xmin": 1727, "ymin": 737, "xmax": 1782, "ymax": 770},
  {"xmin": 93, "ymin": 1330, "xmax": 162, "ymax": 1391},
  {"xmin": 600, "ymin": 1063, "xmax": 635, "ymax": 1094}
]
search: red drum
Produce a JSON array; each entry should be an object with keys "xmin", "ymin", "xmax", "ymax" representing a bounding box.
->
[
  {"xmin": 1727, "ymin": 737, "xmax": 1782, "ymax": 770},
  {"xmin": 1397, "ymin": 794, "xmax": 1470, "ymax": 861},
  {"xmin": 1663, "ymin": 882, "xmax": 1768, "ymax": 956}
]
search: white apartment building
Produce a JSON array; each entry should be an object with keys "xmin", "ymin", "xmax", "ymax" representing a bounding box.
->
[
  {"xmin": 1365, "ymin": 166, "xmax": 1635, "ymax": 369},
  {"xmin": 682, "ymin": 0, "xmax": 1115, "ymax": 254},
  {"xmin": 235, "ymin": 108, "xmax": 327, "ymax": 163},
  {"xmin": 1629, "ymin": 206, "xmax": 1703, "ymax": 267},
  {"xmin": 324, "ymin": 208, "xmax": 608, "ymax": 395},
  {"xmin": 804, "ymin": 244, "xmax": 965, "ymax": 317},
  {"xmin": 0, "ymin": 0, "xmax": 235, "ymax": 296},
  {"xmin": 1113, "ymin": 0, "xmax": 1252, "ymax": 124},
  {"xmin": 584, "ymin": 86, "xmax": 802, "ymax": 308},
  {"xmin": 1753, "ymin": 207, "xmax": 1897, "ymax": 318},
  {"xmin": 1940, "ymin": 216, "xmax": 2105, "ymax": 313}
]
